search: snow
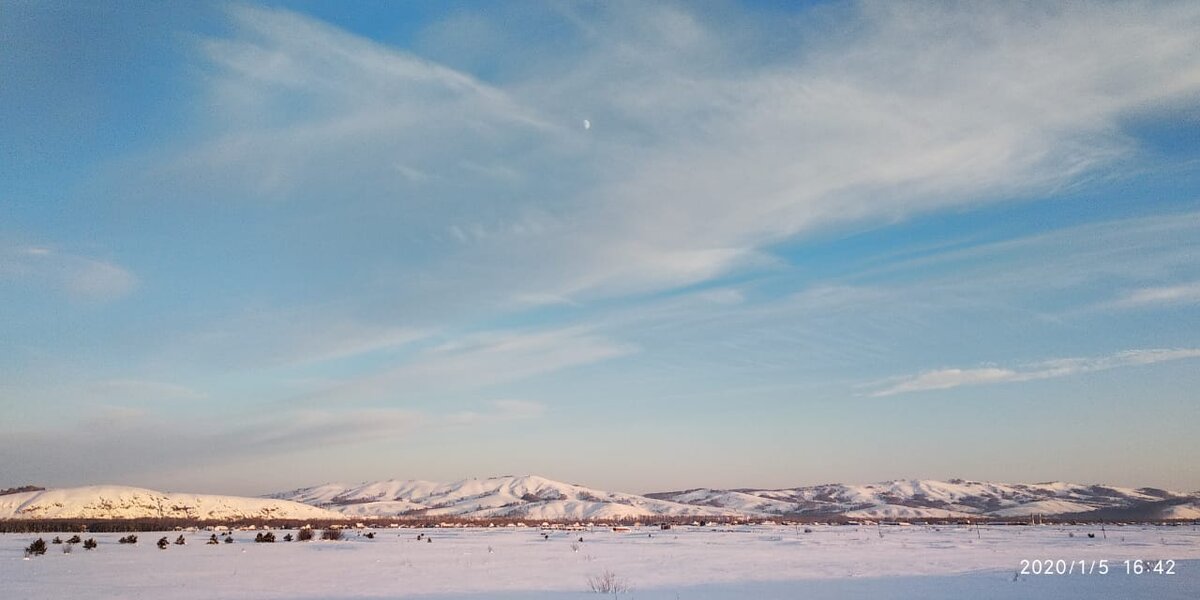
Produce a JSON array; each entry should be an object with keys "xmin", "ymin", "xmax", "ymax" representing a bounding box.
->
[
  {"xmin": 6, "ymin": 478, "xmax": 1196, "ymax": 523},
  {"xmin": 651, "ymin": 478, "xmax": 1198, "ymax": 519},
  {"xmin": 0, "ymin": 486, "xmax": 343, "ymax": 521},
  {"xmin": 274, "ymin": 475, "xmax": 739, "ymax": 519},
  {"xmin": 1161, "ymin": 504, "xmax": 1200, "ymax": 520},
  {"xmin": 4, "ymin": 524, "xmax": 1199, "ymax": 598}
]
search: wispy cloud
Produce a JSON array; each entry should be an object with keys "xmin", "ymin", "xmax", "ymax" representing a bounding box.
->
[
  {"xmin": 87, "ymin": 379, "xmax": 206, "ymax": 403},
  {"xmin": 0, "ymin": 244, "xmax": 136, "ymax": 301},
  {"xmin": 183, "ymin": 311, "xmax": 430, "ymax": 368},
  {"xmin": 0, "ymin": 406, "xmax": 422, "ymax": 486},
  {"xmin": 870, "ymin": 348, "xmax": 1200, "ymax": 397},
  {"xmin": 124, "ymin": 1, "xmax": 1200, "ymax": 310},
  {"xmin": 301, "ymin": 326, "xmax": 637, "ymax": 405},
  {"xmin": 446, "ymin": 399, "xmax": 546, "ymax": 426},
  {"xmin": 1108, "ymin": 281, "xmax": 1200, "ymax": 309}
]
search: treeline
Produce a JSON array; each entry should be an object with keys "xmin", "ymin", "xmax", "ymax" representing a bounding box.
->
[
  {"xmin": 1, "ymin": 514, "xmax": 1180, "ymax": 533},
  {"xmin": 0, "ymin": 485, "xmax": 45, "ymax": 497},
  {"xmin": 0, "ymin": 518, "xmax": 353, "ymax": 534}
]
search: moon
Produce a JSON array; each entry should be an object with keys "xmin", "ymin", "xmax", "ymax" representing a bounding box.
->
[{"xmin": 583, "ymin": 119, "xmax": 591, "ymax": 130}]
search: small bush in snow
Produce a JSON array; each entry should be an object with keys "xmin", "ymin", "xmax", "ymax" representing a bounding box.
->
[
  {"xmin": 321, "ymin": 528, "xmax": 343, "ymax": 541},
  {"xmin": 157, "ymin": 537, "xmax": 169, "ymax": 549},
  {"xmin": 255, "ymin": 532, "xmax": 276, "ymax": 543},
  {"xmin": 297, "ymin": 528, "xmax": 314, "ymax": 542},
  {"xmin": 586, "ymin": 570, "xmax": 629, "ymax": 594},
  {"xmin": 83, "ymin": 538, "xmax": 97, "ymax": 550},
  {"xmin": 283, "ymin": 533, "xmax": 294, "ymax": 542},
  {"xmin": 118, "ymin": 534, "xmax": 138, "ymax": 545},
  {"xmin": 25, "ymin": 538, "xmax": 48, "ymax": 557},
  {"xmin": 175, "ymin": 535, "xmax": 186, "ymax": 545},
  {"xmin": 207, "ymin": 534, "xmax": 220, "ymax": 544},
  {"xmin": 52, "ymin": 536, "xmax": 63, "ymax": 544}
]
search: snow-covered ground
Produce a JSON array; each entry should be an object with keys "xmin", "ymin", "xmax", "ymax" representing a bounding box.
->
[{"xmin": 4, "ymin": 524, "xmax": 1199, "ymax": 598}]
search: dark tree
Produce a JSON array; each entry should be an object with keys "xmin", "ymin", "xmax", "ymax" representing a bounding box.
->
[
  {"xmin": 83, "ymin": 538, "xmax": 97, "ymax": 550},
  {"xmin": 25, "ymin": 538, "xmax": 48, "ymax": 557}
]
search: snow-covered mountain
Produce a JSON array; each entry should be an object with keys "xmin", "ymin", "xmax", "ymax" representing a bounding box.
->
[
  {"xmin": 270, "ymin": 475, "xmax": 738, "ymax": 520},
  {"xmin": 0, "ymin": 485, "xmax": 345, "ymax": 521},
  {"xmin": 273, "ymin": 475, "xmax": 1199, "ymax": 521},
  {"xmin": 8, "ymin": 478, "xmax": 1191, "ymax": 522},
  {"xmin": 647, "ymin": 479, "xmax": 1200, "ymax": 520}
]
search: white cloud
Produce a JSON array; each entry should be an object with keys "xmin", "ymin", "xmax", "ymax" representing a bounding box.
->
[
  {"xmin": 302, "ymin": 326, "xmax": 636, "ymax": 405},
  {"xmin": 445, "ymin": 399, "xmax": 546, "ymax": 426},
  {"xmin": 1109, "ymin": 282, "xmax": 1200, "ymax": 309},
  {"xmin": 184, "ymin": 311, "xmax": 429, "ymax": 368},
  {"xmin": 0, "ymin": 406, "xmax": 422, "ymax": 485},
  {"xmin": 88, "ymin": 379, "xmax": 206, "ymax": 403},
  {"xmin": 132, "ymin": 1, "xmax": 1200, "ymax": 311},
  {"xmin": 871, "ymin": 348, "xmax": 1200, "ymax": 396},
  {"xmin": 0, "ymin": 244, "xmax": 137, "ymax": 301}
]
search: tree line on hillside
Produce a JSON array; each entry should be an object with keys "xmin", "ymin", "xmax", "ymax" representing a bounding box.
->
[{"xmin": 0, "ymin": 485, "xmax": 45, "ymax": 496}]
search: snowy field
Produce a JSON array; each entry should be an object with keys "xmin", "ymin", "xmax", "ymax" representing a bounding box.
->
[{"xmin": 4, "ymin": 524, "xmax": 1199, "ymax": 599}]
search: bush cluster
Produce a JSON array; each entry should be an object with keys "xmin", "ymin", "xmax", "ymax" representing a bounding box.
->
[{"xmin": 25, "ymin": 538, "xmax": 47, "ymax": 557}]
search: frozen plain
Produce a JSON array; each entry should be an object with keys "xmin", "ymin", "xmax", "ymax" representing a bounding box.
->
[{"xmin": 4, "ymin": 524, "xmax": 1199, "ymax": 599}]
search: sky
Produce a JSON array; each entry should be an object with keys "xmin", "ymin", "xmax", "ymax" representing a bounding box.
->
[{"xmin": 2, "ymin": 0, "xmax": 1199, "ymax": 496}]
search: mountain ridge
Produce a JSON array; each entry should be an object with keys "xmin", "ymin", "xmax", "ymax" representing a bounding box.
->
[
  {"xmin": 0, "ymin": 485, "xmax": 345, "ymax": 521},
  {"xmin": 273, "ymin": 475, "xmax": 1200, "ymax": 521},
  {"xmin": 4, "ymin": 477, "xmax": 1196, "ymax": 522}
]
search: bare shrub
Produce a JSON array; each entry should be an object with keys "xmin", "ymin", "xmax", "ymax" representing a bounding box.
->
[
  {"xmin": 297, "ymin": 528, "xmax": 314, "ymax": 541},
  {"xmin": 321, "ymin": 528, "xmax": 343, "ymax": 541},
  {"xmin": 83, "ymin": 538, "xmax": 97, "ymax": 550},
  {"xmin": 586, "ymin": 570, "xmax": 629, "ymax": 594}
]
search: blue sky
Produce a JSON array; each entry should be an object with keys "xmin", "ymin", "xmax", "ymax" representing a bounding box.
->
[{"xmin": 2, "ymin": 1, "xmax": 1199, "ymax": 496}]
